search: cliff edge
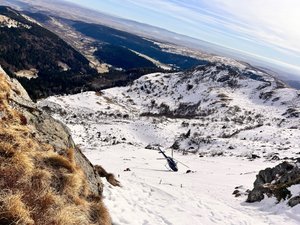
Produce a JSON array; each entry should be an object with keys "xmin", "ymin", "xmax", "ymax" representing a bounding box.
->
[{"xmin": 0, "ymin": 66, "xmax": 111, "ymax": 225}]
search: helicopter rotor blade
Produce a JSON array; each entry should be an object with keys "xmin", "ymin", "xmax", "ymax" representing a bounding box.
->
[{"xmin": 174, "ymin": 159, "xmax": 189, "ymax": 168}]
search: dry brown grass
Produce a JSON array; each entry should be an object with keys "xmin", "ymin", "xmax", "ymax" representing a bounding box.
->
[
  {"xmin": 94, "ymin": 165, "xmax": 121, "ymax": 187},
  {"xmin": 0, "ymin": 72, "xmax": 112, "ymax": 224},
  {"xmin": 45, "ymin": 153, "xmax": 76, "ymax": 173},
  {"xmin": 0, "ymin": 191, "xmax": 34, "ymax": 225},
  {"xmin": 89, "ymin": 202, "xmax": 112, "ymax": 225}
]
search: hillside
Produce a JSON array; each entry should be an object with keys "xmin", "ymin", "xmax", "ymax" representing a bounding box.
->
[
  {"xmin": 20, "ymin": 12, "xmax": 208, "ymax": 71},
  {"xmin": 40, "ymin": 61, "xmax": 300, "ymax": 159},
  {"xmin": 1, "ymin": 6, "xmax": 204, "ymax": 101},
  {"xmin": 71, "ymin": 21, "xmax": 207, "ymax": 70},
  {"xmin": 0, "ymin": 6, "xmax": 163, "ymax": 101},
  {"xmin": 39, "ymin": 60, "xmax": 300, "ymax": 224},
  {"xmin": 0, "ymin": 6, "xmax": 100, "ymax": 100},
  {"xmin": 0, "ymin": 66, "xmax": 116, "ymax": 224}
]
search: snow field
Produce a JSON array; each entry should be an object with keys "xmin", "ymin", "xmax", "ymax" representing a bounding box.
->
[
  {"xmin": 39, "ymin": 64, "xmax": 300, "ymax": 224},
  {"xmin": 85, "ymin": 145, "xmax": 300, "ymax": 225}
]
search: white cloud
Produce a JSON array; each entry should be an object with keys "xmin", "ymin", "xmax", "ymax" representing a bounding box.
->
[
  {"xmin": 205, "ymin": 0, "xmax": 300, "ymax": 54},
  {"xmin": 122, "ymin": 0, "xmax": 300, "ymax": 54},
  {"xmin": 26, "ymin": 0, "xmax": 300, "ymax": 71},
  {"xmin": 123, "ymin": 0, "xmax": 300, "ymax": 71}
]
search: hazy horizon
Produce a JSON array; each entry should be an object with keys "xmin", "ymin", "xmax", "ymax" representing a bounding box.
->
[{"xmin": 64, "ymin": 0, "xmax": 300, "ymax": 76}]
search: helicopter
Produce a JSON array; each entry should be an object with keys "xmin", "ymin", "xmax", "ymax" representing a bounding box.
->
[{"xmin": 158, "ymin": 148, "xmax": 189, "ymax": 172}]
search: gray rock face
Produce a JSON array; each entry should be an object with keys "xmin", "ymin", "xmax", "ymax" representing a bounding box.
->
[
  {"xmin": 288, "ymin": 196, "xmax": 300, "ymax": 207},
  {"xmin": 4, "ymin": 70, "xmax": 103, "ymax": 196},
  {"xmin": 247, "ymin": 161, "xmax": 300, "ymax": 206}
]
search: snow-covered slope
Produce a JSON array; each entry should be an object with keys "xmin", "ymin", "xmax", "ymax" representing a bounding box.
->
[
  {"xmin": 40, "ymin": 62, "xmax": 300, "ymax": 159},
  {"xmin": 39, "ymin": 62, "xmax": 300, "ymax": 224}
]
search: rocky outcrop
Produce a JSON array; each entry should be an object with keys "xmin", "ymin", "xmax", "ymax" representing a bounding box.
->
[
  {"xmin": 247, "ymin": 160, "xmax": 300, "ymax": 207},
  {"xmin": 3, "ymin": 66, "xmax": 104, "ymax": 196},
  {"xmin": 0, "ymin": 67, "xmax": 112, "ymax": 224}
]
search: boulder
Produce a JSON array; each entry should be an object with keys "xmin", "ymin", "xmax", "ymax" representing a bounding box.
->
[
  {"xmin": 288, "ymin": 196, "xmax": 300, "ymax": 207},
  {"xmin": 247, "ymin": 160, "xmax": 300, "ymax": 206}
]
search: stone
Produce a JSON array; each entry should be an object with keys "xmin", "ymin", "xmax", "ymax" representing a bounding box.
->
[
  {"xmin": 288, "ymin": 196, "xmax": 300, "ymax": 207},
  {"xmin": 247, "ymin": 161, "xmax": 300, "ymax": 203}
]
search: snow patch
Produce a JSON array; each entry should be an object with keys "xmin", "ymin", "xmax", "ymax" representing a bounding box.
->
[
  {"xmin": 0, "ymin": 15, "xmax": 31, "ymax": 29},
  {"xmin": 15, "ymin": 68, "xmax": 38, "ymax": 79}
]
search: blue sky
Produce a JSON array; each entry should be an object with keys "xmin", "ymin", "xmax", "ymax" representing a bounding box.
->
[{"xmin": 66, "ymin": 0, "xmax": 300, "ymax": 74}]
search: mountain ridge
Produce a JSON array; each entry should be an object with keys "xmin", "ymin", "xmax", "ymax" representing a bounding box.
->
[
  {"xmin": 0, "ymin": 6, "xmax": 100, "ymax": 100},
  {"xmin": 40, "ymin": 60, "xmax": 300, "ymax": 160}
]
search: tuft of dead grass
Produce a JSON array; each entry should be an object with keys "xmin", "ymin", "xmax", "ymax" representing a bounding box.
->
[
  {"xmin": 0, "ymin": 142, "xmax": 15, "ymax": 158},
  {"xmin": 89, "ymin": 202, "xmax": 112, "ymax": 225},
  {"xmin": 45, "ymin": 153, "xmax": 76, "ymax": 173},
  {"xmin": 53, "ymin": 206, "xmax": 90, "ymax": 225},
  {"xmin": 0, "ymin": 191, "xmax": 34, "ymax": 225},
  {"xmin": 94, "ymin": 165, "xmax": 121, "ymax": 187}
]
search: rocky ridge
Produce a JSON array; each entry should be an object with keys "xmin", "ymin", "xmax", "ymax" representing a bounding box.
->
[{"xmin": 40, "ymin": 61, "xmax": 300, "ymax": 160}]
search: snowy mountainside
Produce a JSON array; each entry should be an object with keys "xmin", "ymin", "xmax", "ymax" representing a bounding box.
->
[
  {"xmin": 40, "ymin": 62, "xmax": 300, "ymax": 160},
  {"xmin": 39, "ymin": 61, "xmax": 300, "ymax": 225}
]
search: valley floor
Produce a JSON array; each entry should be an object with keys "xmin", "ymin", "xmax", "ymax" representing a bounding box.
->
[{"xmin": 84, "ymin": 145, "xmax": 300, "ymax": 225}]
